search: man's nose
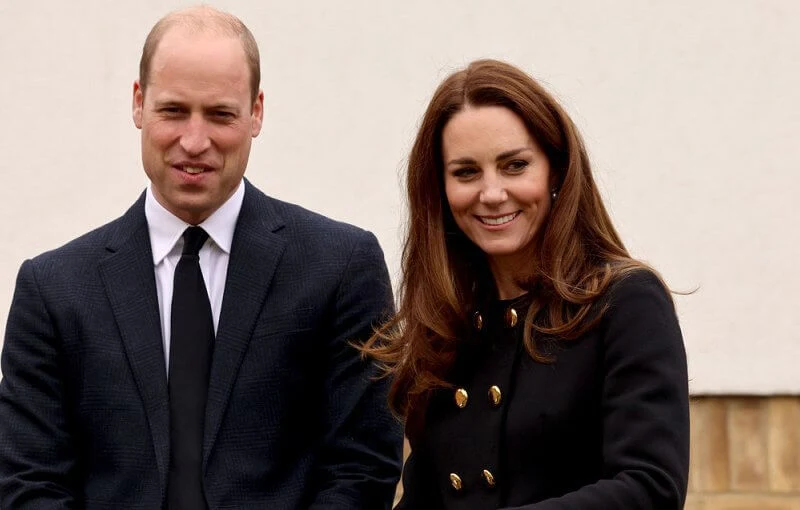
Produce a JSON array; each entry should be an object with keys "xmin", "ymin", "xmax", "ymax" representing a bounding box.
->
[{"xmin": 179, "ymin": 115, "xmax": 211, "ymax": 155}]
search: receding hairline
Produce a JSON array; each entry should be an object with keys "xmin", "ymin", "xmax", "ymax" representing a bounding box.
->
[
  {"xmin": 139, "ymin": 5, "xmax": 261, "ymax": 101},
  {"xmin": 153, "ymin": 5, "xmax": 247, "ymax": 38}
]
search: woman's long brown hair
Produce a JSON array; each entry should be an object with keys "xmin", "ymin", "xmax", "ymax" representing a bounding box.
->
[{"xmin": 362, "ymin": 59, "xmax": 663, "ymax": 440}]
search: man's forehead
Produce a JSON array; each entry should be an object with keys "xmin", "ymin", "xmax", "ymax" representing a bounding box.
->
[
  {"xmin": 144, "ymin": 47, "xmax": 251, "ymax": 106},
  {"xmin": 152, "ymin": 26, "xmax": 246, "ymax": 64}
]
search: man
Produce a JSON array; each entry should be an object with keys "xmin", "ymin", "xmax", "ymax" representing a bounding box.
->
[{"xmin": 0, "ymin": 6, "xmax": 402, "ymax": 509}]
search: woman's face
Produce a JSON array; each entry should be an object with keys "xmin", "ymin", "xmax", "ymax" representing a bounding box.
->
[{"xmin": 442, "ymin": 105, "xmax": 553, "ymax": 276}]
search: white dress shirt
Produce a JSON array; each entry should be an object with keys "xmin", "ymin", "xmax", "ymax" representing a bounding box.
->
[{"xmin": 145, "ymin": 181, "xmax": 244, "ymax": 372}]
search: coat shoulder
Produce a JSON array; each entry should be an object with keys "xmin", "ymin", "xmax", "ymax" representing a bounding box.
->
[{"xmin": 603, "ymin": 268, "xmax": 675, "ymax": 313}]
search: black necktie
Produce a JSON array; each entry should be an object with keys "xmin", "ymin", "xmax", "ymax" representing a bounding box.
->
[{"xmin": 168, "ymin": 226, "xmax": 213, "ymax": 510}]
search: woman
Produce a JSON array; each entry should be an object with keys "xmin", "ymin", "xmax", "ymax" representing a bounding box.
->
[{"xmin": 364, "ymin": 59, "xmax": 689, "ymax": 509}]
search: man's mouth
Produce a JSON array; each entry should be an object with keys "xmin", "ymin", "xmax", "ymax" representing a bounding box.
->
[{"xmin": 176, "ymin": 165, "xmax": 210, "ymax": 175}]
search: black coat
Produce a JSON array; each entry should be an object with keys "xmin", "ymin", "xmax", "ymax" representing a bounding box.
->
[
  {"xmin": 396, "ymin": 271, "xmax": 689, "ymax": 509},
  {"xmin": 0, "ymin": 181, "xmax": 403, "ymax": 509}
]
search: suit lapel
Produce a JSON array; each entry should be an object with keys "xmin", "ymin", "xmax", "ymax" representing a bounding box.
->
[
  {"xmin": 98, "ymin": 194, "xmax": 170, "ymax": 490},
  {"xmin": 203, "ymin": 182, "xmax": 287, "ymax": 467}
]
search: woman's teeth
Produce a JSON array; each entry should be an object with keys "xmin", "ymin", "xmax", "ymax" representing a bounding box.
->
[{"xmin": 479, "ymin": 212, "xmax": 518, "ymax": 225}]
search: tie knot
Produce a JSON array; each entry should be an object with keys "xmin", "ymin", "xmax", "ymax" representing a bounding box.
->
[{"xmin": 181, "ymin": 227, "xmax": 209, "ymax": 257}]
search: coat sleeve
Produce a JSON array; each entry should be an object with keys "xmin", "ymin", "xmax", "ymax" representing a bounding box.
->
[
  {"xmin": 307, "ymin": 230, "xmax": 404, "ymax": 510},
  {"xmin": 503, "ymin": 270, "xmax": 690, "ymax": 510},
  {"xmin": 0, "ymin": 260, "xmax": 78, "ymax": 509}
]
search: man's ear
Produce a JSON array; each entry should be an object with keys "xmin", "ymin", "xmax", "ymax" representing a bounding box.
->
[
  {"xmin": 251, "ymin": 90, "xmax": 264, "ymax": 137},
  {"xmin": 132, "ymin": 81, "xmax": 144, "ymax": 129}
]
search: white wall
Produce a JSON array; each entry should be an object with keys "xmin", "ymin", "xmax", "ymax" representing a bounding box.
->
[{"xmin": 1, "ymin": 0, "xmax": 798, "ymax": 394}]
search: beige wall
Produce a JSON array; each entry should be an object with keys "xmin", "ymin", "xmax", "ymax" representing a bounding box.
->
[{"xmin": 1, "ymin": 1, "xmax": 798, "ymax": 393}]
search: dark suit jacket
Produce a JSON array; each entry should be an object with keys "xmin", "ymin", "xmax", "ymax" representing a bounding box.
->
[
  {"xmin": 396, "ymin": 271, "xmax": 689, "ymax": 509},
  {"xmin": 0, "ymin": 181, "xmax": 403, "ymax": 509}
]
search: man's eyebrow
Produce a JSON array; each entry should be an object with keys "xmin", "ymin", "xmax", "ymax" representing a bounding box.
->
[
  {"xmin": 151, "ymin": 99, "xmax": 240, "ymax": 110},
  {"xmin": 206, "ymin": 103, "xmax": 240, "ymax": 111},
  {"xmin": 153, "ymin": 99, "xmax": 184, "ymax": 107}
]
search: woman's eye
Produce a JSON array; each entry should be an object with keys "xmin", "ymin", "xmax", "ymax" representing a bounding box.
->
[
  {"xmin": 452, "ymin": 167, "xmax": 478, "ymax": 179},
  {"xmin": 506, "ymin": 160, "xmax": 528, "ymax": 172}
]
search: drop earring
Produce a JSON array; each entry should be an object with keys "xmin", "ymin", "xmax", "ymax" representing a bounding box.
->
[{"xmin": 550, "ymin": 189, "xmax": 558, "ymax": 202}]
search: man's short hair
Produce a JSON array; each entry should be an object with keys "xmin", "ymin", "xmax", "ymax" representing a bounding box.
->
[{"xmin": 138, "ymin": 6, "xmax": 261, "ymax": 103}]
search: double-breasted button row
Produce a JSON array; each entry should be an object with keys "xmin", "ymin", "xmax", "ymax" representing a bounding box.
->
[
  {"xmin": 472, "ymin": 306, "xmax": 520, "ymax": 331},
  {"xmin": 448, "ymin": 470, "xmax": 497, "ymax": 491},
  {"xmin": 453, "ymin": 386, "xmax": 503, "ymax": 408}
]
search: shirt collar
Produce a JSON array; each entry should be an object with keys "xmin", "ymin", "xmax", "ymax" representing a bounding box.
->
[{"xmin": 145, "ymin": 180, "xmax": 245, "ymax": 265}]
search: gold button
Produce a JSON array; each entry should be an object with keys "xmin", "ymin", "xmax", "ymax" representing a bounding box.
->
[
  {"xmin": 473, "ymin": 311, "xmax": 483, "ymax": 331},
  {"xmin": 454, "ymin": 388, "xmax": 469, "ymax": 408},
  {"xmin": 449, "ymin": 472, "xmax": 463, "ymax": 491},
  {"xmin": 505, "ymin": 307, "xmax": 518, "ymax": 327},
  {"xmin": 488, "ymin": 385, "xmax": 502, "ymax": 407},
  {"xmin": 482, "ymin": 469, "xmax": 496, "ymax": 488}
]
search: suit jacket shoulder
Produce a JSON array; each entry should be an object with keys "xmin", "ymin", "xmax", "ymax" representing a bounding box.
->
[
  {"xmin": 244, "ymin": 182, "xmax": 377, "ymax": 251},
  {"xmin": 24, "ymin": 193, "xmax": 148, "ymax": 282}
]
